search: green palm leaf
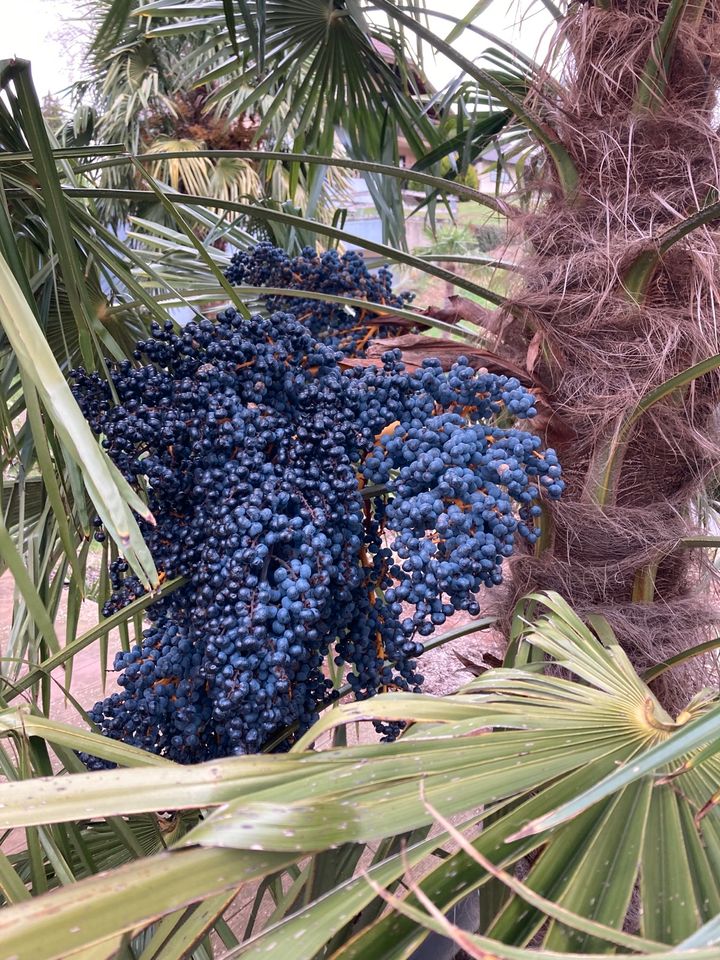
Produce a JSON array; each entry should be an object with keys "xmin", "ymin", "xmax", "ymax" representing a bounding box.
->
[{"xmin": 1, "ymin": 594, "xmax": 719, "ymax": 958}]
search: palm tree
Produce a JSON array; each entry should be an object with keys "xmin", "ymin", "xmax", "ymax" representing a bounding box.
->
[
  {"xmin": 3, "ymin": 4, "xmax": 720, "ymax": 957},
  {"xmin": 72, "ymin": 0, "xmax": 358, "ymax": 234},
  {"xmin": 79, "ymin": 0, "xmax": 520, "ymax": 246},
  {"xmin": 481, "ymin": 0, "xmax": 720, "ymax": 703}
]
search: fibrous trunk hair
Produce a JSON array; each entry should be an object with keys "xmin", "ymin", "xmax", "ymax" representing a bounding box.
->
[{"xmin": 503, "ymin": 0, "xmax": 720, "ymax": 706}]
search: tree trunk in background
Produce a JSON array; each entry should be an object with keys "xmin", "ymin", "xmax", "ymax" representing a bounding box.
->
[{"xmin": 507, "ymin": 1, "xmax": 720, "ymax": 703}]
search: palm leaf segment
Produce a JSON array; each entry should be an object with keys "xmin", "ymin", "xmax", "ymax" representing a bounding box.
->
[
  {"xmin": 145, "ymin": 0, "xmax": 435, "ymax": 151},
  {"xmin": 136, "ymin": 0, "xmax": 527, "ymax": 175}
]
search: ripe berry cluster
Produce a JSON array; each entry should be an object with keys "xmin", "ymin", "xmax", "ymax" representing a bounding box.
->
[
  {"xmin": 358, "ymin": 356, "xmax": 561, "ymax": 639},
  {"xmin": 224, "ymin": 242, "xmax": 414, "ymax": 355},
  {"xmin": 72, "ymin": 308, "xmax": 563, "ymax": 765}
]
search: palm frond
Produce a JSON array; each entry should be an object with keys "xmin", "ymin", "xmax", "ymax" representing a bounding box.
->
[{"xmin": 0, "ymin": 595, "xmax": 719, "ymax": 957}]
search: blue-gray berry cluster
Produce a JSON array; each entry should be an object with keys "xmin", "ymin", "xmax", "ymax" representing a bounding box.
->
[
  {"xmin": 224, "ymin": 242, "xmax": 414, "ymax": 355},
  {"xmin": 72, "ymin": 307, "xmax": 563, "ymax": 764}
]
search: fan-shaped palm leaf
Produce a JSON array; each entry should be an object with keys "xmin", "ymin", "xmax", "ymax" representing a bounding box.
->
[{"xmin": 0, "ymin": 595, "xmax": 719, "ymax": 958}]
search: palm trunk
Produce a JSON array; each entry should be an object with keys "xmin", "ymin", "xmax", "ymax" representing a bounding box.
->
[{"xmin": 506, "ymin": 0, "xmax": 720, "ymax": 702}]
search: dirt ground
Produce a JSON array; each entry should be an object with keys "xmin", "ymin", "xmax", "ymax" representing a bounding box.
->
[{"xmin": 0, "ymin": 570, "xmax": 126, "ymax": 725}]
